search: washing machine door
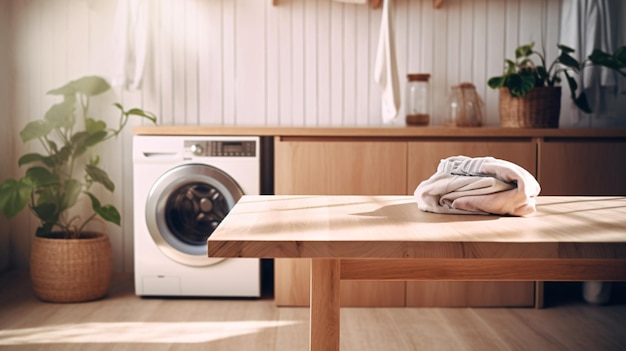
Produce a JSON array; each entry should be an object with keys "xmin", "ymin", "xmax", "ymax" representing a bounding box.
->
[{"xmin": 145, "ymin": 164, "xmax": 244, "ymax": 267}]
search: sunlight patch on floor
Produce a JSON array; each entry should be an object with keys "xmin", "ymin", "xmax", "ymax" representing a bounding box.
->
[{"xmin": 0, "ymin": 320, "xmax": 301, "ymax": 345}]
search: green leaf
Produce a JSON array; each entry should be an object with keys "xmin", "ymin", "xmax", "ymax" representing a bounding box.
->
[
  {"xmin": 565, "ymin": 73, "xmax": 579, "ymax": 94},
  {"xmin": 487, "ymin": 76, "xmax": 505, "ymax": 89},
  {"xmin": 18, "ymin": 153, "xmax": 54, "ymax": 168},
  {"xmin": 507, "ymin": 73, "xmax": 536, "ymax": 97},
  {"xmin": 574, "ymin": 93, "xmax": 592, "ymax": 114},
  {"xmin": 562, "ymin": 70, "xmax": 591, "ymax": 113},
  {"xmin": 0, "ymin": 178, "xmax": 33, "ymax": 218},
  {"xmin": 44, "ymin": 96, "xmax": 76, "ymax": 130},
  {"xmin": 515, "ymin": 42, "xmax": 534, "ymax": 59},
  {"xmin": 85, "ymin": 191, "xmax": 102, "ymax": 209},
  {"xmin": 61, "ymin": 179, "xmax": 82, "ymax": 210},
  {"xmin": 35, "ymin": 187, "xmax": 57, "ymax": 208},
  {"xmin": 126, "ymin": 108, "xmax": 158, "ymax": 124},
  {"xmin": 85, "ymin": 130, "xmax": 108, "ymax": 147},
  {"xmin": 20, "ymin": 120, "xmax": 52, "ymax": 143},
  {"xmin": 589, "ymin": 49, "xmax": 626, "ymax": 71},
  {"xmin": 96, "ymin": 205, "xmax": 121, "ymax": 226},
  {"xmin": 504, "ymin": 60, "xmax": 516, "ymax": 75},
  {"xmin": 32, "ymin": 203, "xmax": 59, "ymax": 223},
  {"xmin": 71, "ymin": 131, "xmax": 90, "ymax": 157},
  {"xmin": 90, "ymin": 155, "xmax": 101, "ymax": 167},
  {"xmin": 86, "ymin": 192, "xmax": 120, "ymax": 225},
  {"xmin": 48, "ymin": 76, "xmax": 111, "ymax": 97},
  {"xmin": 86, "ymin": 118, "xmax": 107, "ymax": 134},
  {"xmin": 85, "ymin": 164, "xmax": 115, "ymax": 192},
  {"xmin": 518, "ymin": 58, "xmax": 535, "ymax": 69},
  {"xmin": 614, "ymin": 46, "xmax": 626, "ymax": 66},
  {"xmin": 55, "ymin": 145, "xmax": 72, "ymax": 165},
  {"xmin": 48, "ymin": 140, "xmax": 58, "ymax": 154},
  {"xmin": 115, "ymin": 103, "xmax": 158, "ymax": 124},
  {"xmin": 557, "ymin": 44, "xmax": 575, "ymax": 54},
  {"xmin": 25, "ymin": 167, "xmax": 59, "ymax": 187},
  {"xmin": 558, "ymin": 52, "xmax": 580, "ymax": 71}
]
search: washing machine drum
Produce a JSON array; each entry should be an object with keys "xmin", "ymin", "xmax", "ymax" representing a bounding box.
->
[{"xmin": 145, "ymin": 164, "xmax": 243, "ymax": 267}]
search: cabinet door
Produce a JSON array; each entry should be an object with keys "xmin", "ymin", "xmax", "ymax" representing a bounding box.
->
[
  {"xmin": 275, "ymin": 138, "xmax": 408, "ymax": 195},
  {"xmin": 538, "ymin": 139, "xmax": 626, "ymax": 195},
  {"xmin": 274, "ymin": 138, "xmax": 407, "ymax": 307},
  {"xmin": 406, "ymin": 140, "xmax": 537, "ymax": 307}
]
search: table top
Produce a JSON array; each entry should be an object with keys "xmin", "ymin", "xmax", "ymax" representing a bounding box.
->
[{"xmin": 208, "ymin": 195, "xmax": 626, "ymax": 260}]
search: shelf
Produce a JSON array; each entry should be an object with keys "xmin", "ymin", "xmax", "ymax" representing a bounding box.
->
[{"xmin": 271, "ymin": 0, "xmax": 445, "ymax": 9}]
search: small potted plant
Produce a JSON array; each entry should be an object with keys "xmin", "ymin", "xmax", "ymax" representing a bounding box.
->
[
  {"xmin": 0, "ymin": 76, "xmax": 156, "ymax": 302},
  {"xmin": 488, "ymin": 42, "xmax": 626, "ymax": 127}
]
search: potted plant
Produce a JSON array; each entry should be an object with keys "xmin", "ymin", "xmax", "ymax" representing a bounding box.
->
[
  {"xmin": 488, "ymin": 42, "xmax": 626, "ymax": 127},
  {"xmin": 0, "ymin": 76, "xmax": 156, "ymax": 302}
]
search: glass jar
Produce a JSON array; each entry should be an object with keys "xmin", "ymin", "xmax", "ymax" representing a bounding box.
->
[
  {"xmin": 405, "ymin": 73, "xmax": 430, "ymax": 126},
  {"xmin": 445, "ymin": 82, "xmax": 484, "ymax": 127}
]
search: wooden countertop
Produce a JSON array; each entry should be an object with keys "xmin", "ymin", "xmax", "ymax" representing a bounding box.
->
[
  {"xmin": 208, "ymin": 195, "xmax": 626, "ymax": 260},
  {"xmin": 134, "ymin": 125, "xmax": 626, "ymax": 138}
]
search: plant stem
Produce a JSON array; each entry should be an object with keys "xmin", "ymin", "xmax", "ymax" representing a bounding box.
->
[{"xmin": 77, "ymin": 212, "xmax": 98, "ymax": 235}]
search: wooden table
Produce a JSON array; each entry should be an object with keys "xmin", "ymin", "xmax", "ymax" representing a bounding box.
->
[{"xmin": 208, "ymin": 195, "xmax": 626, "ymax": 351}]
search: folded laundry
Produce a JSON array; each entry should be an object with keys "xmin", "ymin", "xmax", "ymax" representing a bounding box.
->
[{"xmin": 414, "ymin": 156, "xmax": 541, "ymax": 216}]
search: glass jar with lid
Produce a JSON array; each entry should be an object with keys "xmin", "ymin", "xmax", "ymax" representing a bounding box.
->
[
  {"xmin": 445, "ymin": 82, "xmax": 484, "ymax": 127},
  {"xmin": 405, "ymin": 73, "xmax": 430, "ymax": 126}
]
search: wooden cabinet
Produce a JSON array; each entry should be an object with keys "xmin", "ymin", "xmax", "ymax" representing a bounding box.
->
[
  {"xmin": 274, "ymin": 136, "xmax": 539, "ymax": 307},
  {"xmin": 538, "ymin": 138, "xmax": 626, "ymax": 196},
  {"xmin": 274, "ymin": 138, "xmax": 408, "ymax": 195},
  {"xmin": 274, "ymin": 138, "xmax": 407, "ymax": 307}
]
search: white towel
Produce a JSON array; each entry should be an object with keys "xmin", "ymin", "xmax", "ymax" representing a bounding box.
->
[
  {"xmin": 374, "ymin": 0, "xmax": 400, "ymax": 123},
  {"xmin": 414, "ymin": 156, "xmax": 541, "ymax": 216},
  {"xmin": 111, "ymin": 0, "xmax": 149, "ymax": 90}
]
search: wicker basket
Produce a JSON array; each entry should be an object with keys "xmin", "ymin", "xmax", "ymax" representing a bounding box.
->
[
  {"xmin": 499, "ymin": 87, "xmax": 561, "ymax": 128},
  {"xmin": 30, "ymin": 232, "xmax": 112, "ymax": 303}
]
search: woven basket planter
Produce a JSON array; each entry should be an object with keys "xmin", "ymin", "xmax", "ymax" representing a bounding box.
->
[
  {"xmin": 499, "ymin": 87, "xmax": 561, "ymax": 128},
  {"xmin": 30, "ymin": 232, "xmax": 112, "ymax": 303}
]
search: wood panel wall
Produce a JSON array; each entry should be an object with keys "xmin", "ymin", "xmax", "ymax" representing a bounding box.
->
[{"xmin": 0, "ymin": 0, "xmax": 575, "ymax": 272}]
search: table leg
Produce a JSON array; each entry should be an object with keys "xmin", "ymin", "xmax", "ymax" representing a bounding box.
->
[{"xmin": 310, "ymin": 258, "xmax": 340, "ymax": 351}]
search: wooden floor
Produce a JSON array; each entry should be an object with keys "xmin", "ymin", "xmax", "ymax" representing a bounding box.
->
[{"xmin": 1, "ymin": 272, "xmax": 625, "ymax": 351}]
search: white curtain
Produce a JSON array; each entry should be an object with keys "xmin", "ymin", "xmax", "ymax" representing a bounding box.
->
[{"xmin": 560, "ymin": 0, "xmax": 625, "ymax": 122}]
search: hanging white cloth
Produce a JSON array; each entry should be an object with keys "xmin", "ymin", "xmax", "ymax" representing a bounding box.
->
[
  {"xmin": 560, "ymin": 0, "xmax": 624, "ymax": 114},
  {"xmin": 374, "ymin": 0, "xmax": 400, "ymax": 123},
  {"xmin": 111, "ymin": 0, "xmax": 150, "ymax": 90}
]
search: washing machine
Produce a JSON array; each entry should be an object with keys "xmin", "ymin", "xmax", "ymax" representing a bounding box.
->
[{"xmin": 133, "ymin": 135, "xmax": 260, "ymax": 297}]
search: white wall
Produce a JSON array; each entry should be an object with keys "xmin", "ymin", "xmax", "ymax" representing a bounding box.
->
[{"xmin": 4, "ymin": 0, "xmax": 621, "ymax": 272}]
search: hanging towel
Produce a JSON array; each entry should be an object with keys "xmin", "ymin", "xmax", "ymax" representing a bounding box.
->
[
  {"xmin": 374, "ymin": 0, "xmax": 400, "ymax": 123},
  {"xmin": 111, "ymin": 0, "xmax": 149, "ymax": 90},
  {"xmin": 414, "ymin": 156, "xmax": 541, "ymax": 216}
]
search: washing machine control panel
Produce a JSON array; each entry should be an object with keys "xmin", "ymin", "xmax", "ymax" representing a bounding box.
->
[{"xmin": 184, "ymin": 140, "xmax": 256, "ymax": 157}]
